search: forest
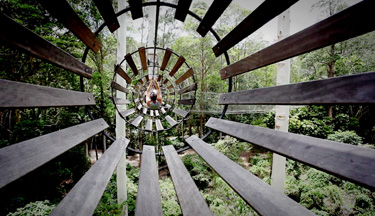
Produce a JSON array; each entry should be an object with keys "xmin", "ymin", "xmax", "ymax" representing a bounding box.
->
[{"xmin": 0, "ymin": 0, "xmax": 375, "ymax": 215}]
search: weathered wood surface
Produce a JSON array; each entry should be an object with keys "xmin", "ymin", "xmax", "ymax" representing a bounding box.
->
[
  {"xmin": 143, "ymin": 107, "xmax": 147, "ymax": 115},
  {"xmin": 114, "ymin": 97, "xmax": 130, "ymax": 105},
  {"xmin": 213, "ymin": 0, "xmax": 298, "ymax": 57},
  {"xmin": 157, "ymin": 75, "xmax": 162, "ymax": 82},
  {"xmin": 155, "ymin": 110, "xmax": 160, "ymax": 117},
  {"xmin": 0, "ymin": 79, "xmax": 95, "ymax": 108},
  {"xmin": 39, "ymin": 0, "xmax": 102, "ymax": 53},
  {"xmin": 206, "ymin": 118, "xmax": 375, "ymax": 189},
  {"xmin": 169, "ymin": 56, "xmax": 185, "ymax": 77},
  {"xmin": 161, "ymin": 48, "xmax": 172, "ymax": 71},
  {"xmin": 161, "ymin": 108, "xmax": 166, "ymax": 114},
  {"xmin": 150, "ymin": 110, "xmax": 154, "ymax": 117},
  {"xmin": 175, "ymin": 68, "xmax": 194, "ymax": 85},
  {"xmin": 186, "ymin": 135, "xmax": 315, "ymax": 216},
  {"xmin": 163, "ymin": 145, "xmax": 213, "ymax": 216},
  {"xmin": 165, "ymin": 115, "xmax": 177, "ymax": 127},
  {"xmin": 220, "ymin": 0, "xmax": 375, "ymax": 79},
  {"xmin": 178, "ymin": 99, "xmax": 195, "ymax": 105},
  {"xmin": 139, "ymin": 47, "xmax": 148, "ymax": 71},
  {"xmin": 163, "ymin": 79, "xmax": 169, "ymax": 84},
  {"xmin": 50, "ymin": 137, "xmax": 129, "ymax": 216},
  {"xmin": 135, "ymin": 145, "xmax": 163, "ymax": 216},
  {"xmin": 169, "ymin": 91, "xmax": 175, "ymax": 95},
  {"xmin": 93, "ymin": 0, "xmax": 120, "ymax": 33},
  {"xmin": 120, "ymin": 108, "xmax": 135, "ymax": 117},
  {"xmin": 167, "ymin": 85, "xmax": 174, "ymax": 89},
  {"xmin": 218, "ymin": 72, "xmax": 375, "ymax": 105},
  {"xmin": 196, "ymin": 0, "xmax": 232, "ymax": 37},
  {"xmin": 125, "ymin": 53, "xmax": 139, "ymax": 75},
  {"xmin": 155, "ymin": 119, "xmax": 164, "ymax": 131},
  {"xmin": 115, "ymin": 65, "xmax": 132, "ymax": 84},
  {"xmin": 173, "ymin": 108, "xmax": 188, "ymax": 118},
  {"xmin": 138, "ymin": 78, "xmax": 144, "ymax": 85},
  {"xmin": 0, "ymin": 13, "xmax": 93, "ymax": 78},
  {"xmin": 0, "ymin": 119, "xmax": 108, "ymax": 189},
  {"xmin": 145, "ymin": 119, "xmax": 153, "ymax": 131},
  {"xmin": 111, "ymin": 81, "xmax": 129, "ymax": 94},
  {"xmin": 178, "ymin": 83, "xmax": 197, "ymax": 95},
  {"xmin": 137, "ymin": 103, "xmax": 143, "ymax": 110},
  {"xmin": 128, "ymin": 0, "xmax": 144, "ymax": 20},
  {"xmin": 174, "ymin": 0, "xmax": 192, "ymax": 22},
  {"xmin": 165, "ymin": 104, "xmax": 171, "ymax": 109},
  {"xmin": 131, "ymin": 115, "xmax": 143, "ymax": 127}
]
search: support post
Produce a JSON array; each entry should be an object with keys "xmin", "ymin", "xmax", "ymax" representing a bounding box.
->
[{"xmin": 271, "ymin": 9, "xmax": 290, "ymax": 192}]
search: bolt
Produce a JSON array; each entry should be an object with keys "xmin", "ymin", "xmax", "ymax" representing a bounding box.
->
[
  {"xmin": 211, "ymin": 121, "xmax": 215, "ymax": 124},
  {"xmin": 93, "ymin": 42, "xmax": 96, "ymax": 47},
  {"xmin": 223, "ymin": 96, "xmax": 226, "ymax": 101},
  {"xmin": 224, "ymin": 70, "xmax": 228, "ymax": 76},
  {"xmin": 85, "ymin": 68, "xmax": 90, "ymax": 72},
  {"xmin": 88, "ymin": 97, "xmax": 91, "ymax": 101}
]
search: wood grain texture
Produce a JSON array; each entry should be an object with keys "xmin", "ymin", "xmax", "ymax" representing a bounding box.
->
[
  {"xmin": 129, "ymin": 0, "xmax": 144, "ymax": 20},
  {"xmin": 93, "ymin": 0, "xmax": 120, "ymax": 33},
  {"xmin": 51, "ymin": 137, "xmax": 129, "ymax": 216},
  {"xmin": 131, "ymin": 115, "xmax": 143, "ymax": 127},
  {"xmin": 120, "ymin": 108, "xmax": 135, "ymax": 117},
  {"xmin": 174, "ymin": 0, "xmax": 192, "ymax": 22},
  {"xmin": 0, "ymin": 13, "xmax": 93, "ymax": 78},
  {"xmin": 186, "ymin": 135, "xmax": 315, "ymax": 216},
  {"xmin": 0, "ymin": 79, "xmax": 95, "ymax": 108},
  {"xmin": 161, "ymin": 48, "xmax": 172, "ymax": 71},
  {"xmin": 138, "ymin": 47, "xmax": 147, "ymax": 71},
  {"xmin": 165, "ymin": 115, "xmax": 177, "ymax": 127},
  {"xmin": 114, "ymin": 97, "xmax": 130, "ymax": 105},
  {"xmin": 115, "ymin": 65, "xmax": 132, "ymax": 84},
  {"xmin": 135, "ymin": 145, "xmax": 163, "ymax": 216},
  {"xmin": 111, "ymin": 81, "xmax": 129, "ymax": 94},
  {"xmin": 178, "ymin": 99, "xmax": 195, "ymax": 105},
  {"xmin": 175, "ymin": 68, "xmax": 194, "ymax": 85},
  {"xmin": 206, "ymin": 118, "xmax": 375, "ymax": 189},
  {"xmin": 213, "ymin": 0, "xmax": 298, "ymax": 57},
  {"xmin": 39, "ymin": 0, "xmax": 102, "ymax": 53},
  {"xmin": 161, "ymin": 108, "xmax": 166, "ymax": 114},
  {"xmin": 178, "ymin": 83, "xmax": 197, "ymax": 95},
  {"xmin": 218, "ymin": 72, "xmax": 375, "ymax": 105},
  {"xmin": 172, "ymin": 108, "xmax": 188, "ymax": 118},
  {"xmin": 162, "ymin": 145, "xmax": 213, "ymax": 216},
  {"xmin": 125, "ymin": 53, "xmax": 139, "ymax": 76},
  {"xmin": 155, "ymin": 110, "xmax": 160, "ymax": 117},
  {"xmin": 220, "ymin": 0, "xmax": 375, "ymax": 79},
  {"xmin": 169, "ymin": 56, "xmax": 185, "ymax": 77},
  {"xmin": 145, "ymin": 119, "xmax": 153, "ymax": 131},
  {"xmin": 0, "ymin": 119, "xmax": 108, "ymax": 189},
  {"xmin": 196, "ymin": 0, "xmax": 232, "ymax": 37},
  {"xmin": 155, "ymin": 119, "xmax": 164, "ymax": 131}
]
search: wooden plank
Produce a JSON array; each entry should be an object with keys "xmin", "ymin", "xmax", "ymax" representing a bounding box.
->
[
  {"xmin": 212, "ymin": 0, "xmax": 298, "ymax": 57},
  {"xmin": 178, "ymin": 99, "xmax": 195, "ymax": 105},
  {"xmin": 145, "ymin": 119, "xmax": 153, "ymax": 131},
  {"xmin": 143, "ymin": 107, "xmax": 147, "ymax": 115},
  {"xmin": 129, "ymin": 0, "xmax": 144, "ymax": 20},
  {"xmin": 0, "ymin": 119, "xmax": 108, "ymax": 189},
  {"xmin": 115, "ymin": 65, "xmax": 132, "ymax": 84},
  {"xmin": 137, "ymin": 103, "xmax": 143, "ymax": 110},
  {"xmin": 165, "ymin": 116, "xmax": 177, "ymax": 127},
  {"xmin": 155, "ymin": 119, "xmax": 164, "ymax": 131},
  {"xmin": 174, "ymin": 0, "xmax": 192, "ymax": 22},
  {"xmin": 219, "ymin": 72, "xmax": 375, "ymax": 105},
  {"xmin": 111, "ymin": 81, "xmax": 129, "ymax": 94},
  {"xmin": 138, "ymin": 78, "xmax": 144, "ymax": 85},
  {"xmin": 173, "ymin": 108, "xmax": 188, "ymax": 118},
  {"xmin": 220, "ymin": 0, "xmax": 375, "ymax": 79},
  {"xmin": 169, "ymin": 56, "xmax": 185, "ymax": 77},
  {"xmin": 120, "ymin": 108, "xmax": 135, "ymax": 117},
  {"xmin": 160, "ymin": 48, "xmax": 172, "ymax": 71},
  {"xmin": 175, "ymin": 68, "xmax": 194, "ymax": 85},
  {"xmin": 157, "ymin": 75, "xmax": 162, "ymax": 82},
  {"xmin": 155, "ymin": 110, "xmax": 160, "ymax": 117},
  {"xmin": 39, "ymin": 0, "xmax": 102, "ymax": 53},
  {"xmin": 114, "ymin": 98, "xmax": 130, "ymax": 105},
  {"xmin": 150, "ymin": 110, "xmax": 154, "ymax": 117},
  {"xmin": 167, "ymin": 85, "xmax": 174, "ymax": 89},
  {"xmin": 146, "ymin": 75, "xmax": 150, "ymax": 82},
  {"xmin": 0, "ymin": 13, "xmax": 93, "ymax": 78},
  {"xmin": 163, "ymin": 79, "xmax": 169, "ymax": 84},
  {"xmin": 206, "ymin": 118, "xmax": 375, "ymax": 189},
  {"xmin": 197, "ymin": 0, "xmax": 232, "ymax": 37},
  {"xmin": 163, "ymin": 145, "xmax": 213, "ymax": 216},
  {"xmin": 0, "ymin": 79, "xmax": 95, "ymax": 108},
  {"xmin": 165, "ymin": 104, "xmax": 172, "ymax": 109},
  {"xmin": 186, "ymin": 136, "xmax": 314, "ymax": 215},
  {"xmin": 178, "ymin": 83, "xmax": 197, "ymax": 95},
  {"xmin": 135, "ymin": 145, "xmax": 163, "ymax": 216},
  {"xmin": 138, "ymin": 47, "xmax": 148, "ymax": 71},
  {"xmin": 51, "ymin": 137, "xmax": 129, "ymax": 216},
  {"xmin": 93, "ymin": 0, "xmax": 120, "ymax": 33},
  {"xmin": 131, "ymin": 115, "xmax": 143, "ymax": 127},
  {"xmin": 161, "ymin": 108, "xmax": 166, "ymax": 114},
  {"xmin": 125, "ymin": 53, "xmax": 139, "ymax": 76}
]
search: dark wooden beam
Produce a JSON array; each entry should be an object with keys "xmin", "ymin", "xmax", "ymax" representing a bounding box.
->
[
  {"xmin": 197, "ymin": 0, "xmax": 232, "ymax": 37},
  {"xmin": 39, "ymin": 0, "xmax": 102, "ymax": 53},
  {"xmin": 185, "ymin": 136, "xmax": 314, "ymax": 215},
  {"xmin": 135, "ymin": 145, "xmax": 163, "ymax": 216},
  {"xmin": 129, "ymin": 0, "xmax": 144, "ymax": 20},
  {"xmin": 125, "ymin": 53, "xmax": 139, "ymax": 75},
  {"xmin": 220, "ymin": 0, "xmax": 375, "ymax": 79},
  {"xmin": 163, "ymin": 145, "xmax": 213, "ymax": 215},
  {"xmin": 93, "ymin": 0, "xmax": 120, "ymax": 33},
  {"xmin": 138, "ymin": 47, "xmax": 148, "ymax": 71},
  {"xmin": 175, "ymin": 68, "xmax": 194, "ymax": 85},
  {"xmin": 213, "ymin": 0, "xmax": 298, "ymax": 57},
  {"xmin": 160, "ymin": 48, "xmax": 172, "ymax": 71},
  {"xmin": 218, "ymin": 72, "xmax": 375, "ymax": 105},
  {"xmin": 167, "ymin": 85, "xmax": 173, "ymax": 89},
  {"xmin": 206, "ymin": 118, "xmax": 375, "ymax": 189},
  {"xmin": 169, "ymin": 56, "xmax": 185, "ymax": 76},
  {"xmin": 0, "ymin": 79, "xmax": 95, "ymax": 108},
  {"xmin": 174, "ymin": 0, "xmax": 192, "ymax": 22},
  {"xmin": 0, "ymin": 13, "xmax": 93, "ymax": 78},
  {"xmin": 157, "ymin": 75, "xmax": 162, "ymax": 82},
  {"xmin": 111, "ymin": 81, "xmax": 129, "ymax": 94},
  {"xmin": 163, "ymin": 79, "xmax": 169, "ymax": 85},
  {"xmin": 172, "ymin": 108, "xmax": 188, "ymax": 118},
  {"xmin": 165, "ymin": 116, "xmax": 177, "ymax": 127},
  {"xmin": 0, "ymin": 119, "xmax": 108, "ymax": 189},
  {"xmin": 178, "ymin": 83, "xmax": 197, "ymax": 94},
  {"xmin": 115, "ymin": 65, "xmax": 132, "ymax": 84},
  {"xmin": 50, "ymin": 137, "xmax": 129, "ymax": 215},
  {"xmin": 178, "ymin": 99, "xmax": 195, "ymax": 105}
]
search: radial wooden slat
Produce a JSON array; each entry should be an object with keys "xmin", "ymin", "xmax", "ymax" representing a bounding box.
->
[
  {"xmin": 161, "ymin": 108, "xmax": 166, "ymax": 114},
  {"xmin": 178, "ymin": 83, "xmax": 197, "ymax": 95},
  {"xmin": 178, "ymin": 99, "xmax": 195, "ymax": 105},
  {"xmin": 165, "ymin": 104, "xmax": 172, "ymax": 109},
  {"xmin": 131, "ymin": 115, "xmax": 143, "ymax": 127},
  {"xmin": 50, "ymin": 137, "xmax": 129, "ymax": 216},
  {"xmin": 169, "ymin": 56, "xmax": 185, "ymax": 77},
  {"xmin": 115, "ymin": 65, "xmax": 132, "ymax": 84},
  {"xmin": 172, "ymin": 108, "xmax": 188, "ymax": 118},
  {"xmin": 137, "ymin": 103, "xmax": 143, "ymax": 110},
  {"xmin": 155, "ymin": 110, "xmax": 160, "ymax": 117},
  {"xmin": 39, "ymin": 0, "xmax": 102, "ymax": 53},
  {"xmin": 155, "ymin": 119, "xmax": 164, "ymax": 131},
  {"xmin": 145, "ymin": 119, "xmax": 153, "ymax": 131},
  {"xmin": 175, "ymin": 68, "xmax": 194, "ymax": 85},
  {"xmin": 161, "ymin": 48, "xmax": 172, "ymax": 71},
  {"xmin": 150, "ymin": 110, "xmax": 154, "ymax": 117},
  {"xmin": 165, "ymin": 116, "xmax": 177, "ymax": 127},
  {"xmin": 167, "ymin": 85, "xmax": 173, "ymax": 89},
  {"xmin": 125, "ymin": 53, "xmax": 139, "ymax": 76},
  {"xmin": 138, "ymin": 78, "xmax": 144, "ymax": 85},
  {"xmin": 139, "ymin": 47, "xmax": 147, "ymax": 71},
  {"xmin": 111, "ymin": 81, "xmax": 129, "ymax": 94},
  {"xmin": 0, "ymin": 119, "xmax": 108, "ymax": 189},
  {"xmin": 0, "ymin": 13, "xmax": 93, "ymax": 78},
  {"xmin": 157, "ymin": 75, "xmax": 163, "ymax": 82},
  {"xmin": 169, "ymin": 91, "xmax": 175, "ymax": 95},
  {"xmin": 163, "ymin": 79, "xmax": 169, "ymax": 85},
  {"xmin": 92, "ymin": 0, "xmax": 120, "ymax": 33},
  {"xmin": 143, "ymin": 107, "xmax": 147, "ymax": 115},
  {"xmin": 128, "ymin": 0, "xmax": 144, "ymax": 20},
  {"xmin": 120, "ymin": 109, "xmax": 135, "ymax": 117},
  {"xmin": 174, "ymin": 0, "xmax": 192, "ymax": 22},
  {"xmin": 114, "ymin": 98, "xmax": 130, "ymax": 105}
]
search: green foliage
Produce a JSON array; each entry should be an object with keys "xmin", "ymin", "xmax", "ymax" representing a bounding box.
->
[
  {"xmin": 213, "ymin": 136, "xmax": 251, "ymax": 163},
  {"xmin": 182, "ymin": 154, "xmax": 213, "ymax": 189},
  {"xmin": 7, "ymin": 200, "xmax": 55, "ymax": 216},
  {"xmin": 159, "ymin": 178, "xmax": 182, "ymax": 216},
  {"xmin": 327, "ymin": 130, "xmax": 363, "ymax": 145},
  {"xmin": 249, "ymin": 154, "xmax": 272, "ymax": 184},
  {"xmin": 354, "ymin": 194, "xmax": 374, "ymax": 215}
]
